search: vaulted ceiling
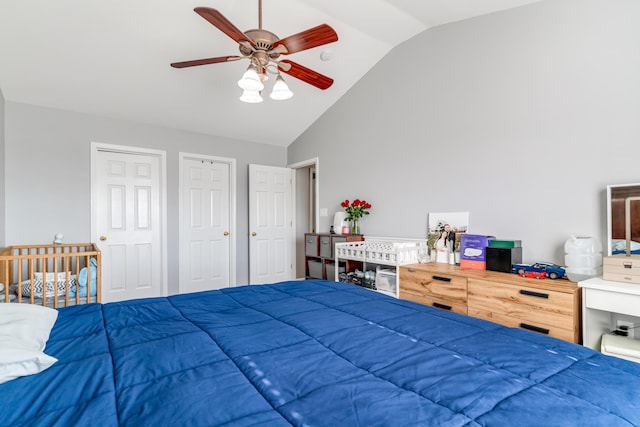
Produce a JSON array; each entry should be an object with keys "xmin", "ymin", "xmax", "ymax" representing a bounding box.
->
[{"xmin": 0, "ymin": 0, "xmax": 541, "ymax": 146}]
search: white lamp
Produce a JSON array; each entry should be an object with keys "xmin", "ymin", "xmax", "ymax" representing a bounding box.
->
[
  {"xmin": 237, "ymin": 64, "xmax": 264, "ymax": 92},
  {"xmin": 239, "ymin": 89, "xmax": 263, "ymax": 103},
  {"xmin": 269, "ymin": 75, "xmax": 293, "ymax": 100}
]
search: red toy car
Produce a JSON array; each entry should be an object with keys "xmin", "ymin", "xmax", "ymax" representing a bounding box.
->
[{"xmin": 521, "ymin": 271, "xmax": 547, "ymax": 279}]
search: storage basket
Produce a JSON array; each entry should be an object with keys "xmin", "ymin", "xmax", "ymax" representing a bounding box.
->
[{"xmin": 375, "ymin": 269, "xmax": 396, "ymax": 293}]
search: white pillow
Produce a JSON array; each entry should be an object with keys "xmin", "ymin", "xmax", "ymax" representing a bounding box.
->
[
  {"xmin": 0, "ymin": 303, "xmax": 59, "ymax": 351},
  {"xmin": 0, "ymin": 304, "xmax": 59, "ymax": 384},
  {"xmin": 0, "ymin": 348, "xmax": 57, "ymax": 384}
]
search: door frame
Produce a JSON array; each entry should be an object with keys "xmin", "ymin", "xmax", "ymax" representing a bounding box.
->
[
  {"xmin": 90, "ymin": 142, "xmax": 169, "ymax": 297},
  {"xmin": 178, "ymin": 152, "xmax": 237, "ymax": 289},
  {"xmin": 288, "ymin": 157, "xmax": 320, "ymax": 279}
]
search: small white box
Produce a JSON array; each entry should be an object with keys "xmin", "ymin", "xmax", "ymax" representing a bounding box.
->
[{"xmin": 375, "ymin": 269, "xmax": 396, "ymax": 293}]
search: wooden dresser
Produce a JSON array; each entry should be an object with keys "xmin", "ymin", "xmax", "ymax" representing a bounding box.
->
[{"xmin": 399, "ymin": 263, "xmax": 582, "ymax": 344}]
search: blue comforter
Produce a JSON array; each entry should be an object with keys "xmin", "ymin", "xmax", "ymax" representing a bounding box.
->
[{"xmin": 2, "ymin": 280, "xmax": 640, "ymax": 426}]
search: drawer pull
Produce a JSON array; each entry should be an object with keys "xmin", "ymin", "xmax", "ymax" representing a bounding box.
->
[
  {"xmin": 519, "ymin": 289, "xmax": 549, "ymax": 299},
  {"xmin": 520, "ymin": 323, "xmax": 549, "ymax": 335},
  {"xmin": 432, "ymin": 275, "xmax": 452, "ymax": 283},
  {"xmin": 408, "ymin": 268, "xmax": 416, "ymax": 273},
  {"xmin": 433, "ymin": 302, "xmax": 452, "ymax": 311}
]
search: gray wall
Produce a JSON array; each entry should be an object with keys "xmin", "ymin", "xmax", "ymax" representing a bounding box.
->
[
  {"xmin": 0, "ymin": 89, "xmax": 4, "ymax": 247},
  {"xmin": 4, "ymin": 101, "xmax": 286, "ymax": 289},
  {"xmin": 288, "ymin": 0, "xmax": 640, "ymax": 265}
]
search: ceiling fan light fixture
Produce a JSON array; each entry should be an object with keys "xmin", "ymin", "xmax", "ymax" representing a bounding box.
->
[
  {"xmin": 270, "ymin": 75, "xmax": 293, "ymax": 101},
  {"xmin": 237, "ymin": 65, "xmax": 264, "ymax": 91},
  {"xmin": 239, "ymin": 89, "xmax": 263, "ymax": 103}
]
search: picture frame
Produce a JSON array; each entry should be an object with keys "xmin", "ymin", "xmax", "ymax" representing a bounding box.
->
[
  {"xmin": 427, "ymin": 212, "xmax": 469, "ymax": 263},
  {"xmin": 606, "ymin": 183, "xmax": 640, "ymax": 256}
]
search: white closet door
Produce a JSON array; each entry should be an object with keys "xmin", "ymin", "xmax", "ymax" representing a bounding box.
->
[
  {"xmin": 249, "ymin": 164, "xmax": 293, "ymax": 285},
  {"xmin": 180, "ymin": 157, "xmax": 231, "ymax": 293},
  {"xmin": 95, "ymin": 149, "xmax": 164, "ymax": 302}
]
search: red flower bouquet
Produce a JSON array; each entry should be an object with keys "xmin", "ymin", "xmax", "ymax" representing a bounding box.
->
[{"xmin": 341, "ymin": 199, "xmax": 371, "ymax": 234}]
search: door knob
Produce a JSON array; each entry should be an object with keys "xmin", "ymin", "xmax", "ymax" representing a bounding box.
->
[
  {"xmin": 223, "ymin": 231, "xmax": 229, "ymax": 236},
  {"xmin": 251, "ymin": 232, "xmax": 257, "ymax": 237},
  {"xmin": 99, "ymin": 235, "xmax": 107, "ymax": 241}
]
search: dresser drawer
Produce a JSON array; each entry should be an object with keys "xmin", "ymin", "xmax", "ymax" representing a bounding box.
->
[
  {"xmin": 467, "ymin": 278, "xmax": 575, "ymax": 331},
  {"xmin": 468, "ymin": 307, "xmax": 575, "ymax": 342},
  {"xmin": 400, "ymin": 266, "xmax": 467, "ymax": 304},
  {"xmin": 584, "ymin": 287, "xmax": 640, "ymax": 317},
  {"xmin": 403, "ymin": 292, "xmax": 467, "ymax": 315}
]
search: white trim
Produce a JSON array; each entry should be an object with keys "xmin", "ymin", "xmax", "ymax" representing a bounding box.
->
[
  {"xmin": 178, "ymin": 152, "xmax": 237, "ymax": 288},
  {"xmin": 90, "ymin": 142, "xmax": 169, "ymax": 297}
]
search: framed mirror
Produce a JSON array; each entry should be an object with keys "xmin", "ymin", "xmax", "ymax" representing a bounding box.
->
[{"xmin": 606, "ymin": 183, "xmax": 640, "ymax": 256}]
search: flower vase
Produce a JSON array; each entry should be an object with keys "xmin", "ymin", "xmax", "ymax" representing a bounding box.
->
[{"xmin": 351, "ymin": 220, "xmax": 359, "ymax": 235}]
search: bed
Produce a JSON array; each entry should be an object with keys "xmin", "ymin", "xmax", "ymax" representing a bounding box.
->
[
  {"xmin": 0, "ymin": 243, "xmax": 101, "ymax": 307},
  {"xmin": 1, "ymin": 279, "xmax": 640, "ymax": 426}
]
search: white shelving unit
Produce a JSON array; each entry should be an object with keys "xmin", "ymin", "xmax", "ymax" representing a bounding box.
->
[{"xmin": 334, "ymin": 238, "xmax": 428, "ymax": 298}]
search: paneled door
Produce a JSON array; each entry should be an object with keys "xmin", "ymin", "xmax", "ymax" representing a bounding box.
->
[
  {"xmin": 93, "ymin": 145, "xmax": 166, "ymax": 302},
  {"xmin": 179, "ymin": 155, "xmax": 235, "ymax": 293},
  {"xmin": 249, "ymin": 164, "xmax": 293, "ymax": 284}
]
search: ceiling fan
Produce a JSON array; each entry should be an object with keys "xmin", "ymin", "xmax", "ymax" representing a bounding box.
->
[{"xmin": 170, "ymin": 1, "xmax": 338, "ymax": 102}]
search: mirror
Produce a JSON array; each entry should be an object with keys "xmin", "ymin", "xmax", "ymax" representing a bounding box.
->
[{"xmin": 606, "ymin": 183, "xmax": 640, "ymax": 256}]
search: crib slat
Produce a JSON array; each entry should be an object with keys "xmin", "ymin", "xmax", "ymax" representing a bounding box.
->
[{"xmin": 1, "ymin": 257, "xmax": 9, "ymax": 303}]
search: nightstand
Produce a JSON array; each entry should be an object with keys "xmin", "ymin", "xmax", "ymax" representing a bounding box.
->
[{"xmin": 579, "ymin": 277, "xmax": 640, "ymax": 350}]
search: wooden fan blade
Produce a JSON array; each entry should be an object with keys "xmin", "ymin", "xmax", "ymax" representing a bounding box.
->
[
  {"xmin": 171, "ymin": 56, "xmax": 242, "ymax": 68},
  {"xmin": 278, "ymin": 60, "xmax": 333, "ymax": 90},
  {"xmin": 272, "ymin": 24, "xmax": 338, "ymax": 55},
  {"xmin": 194, "ymin": 7, "xmax": 256, "ymax": 49}
]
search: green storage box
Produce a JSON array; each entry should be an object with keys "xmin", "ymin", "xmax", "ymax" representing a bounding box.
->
[{"xmin": 488, "ymin": 240, "xmax": 521, "ymax": 248}]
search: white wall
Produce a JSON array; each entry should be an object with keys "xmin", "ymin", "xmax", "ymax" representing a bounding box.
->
[
  {"xmin": 288, "ymin": 0, "xmax": 640, "ymax": 265},
  {"xmin": 4, "ymin": 101, "xmax": 287, "ymax": 289}
]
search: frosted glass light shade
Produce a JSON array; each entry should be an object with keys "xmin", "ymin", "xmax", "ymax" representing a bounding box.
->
[
  {"xmin": 238, "ymin": 66, "xmax": 264, "ymax": 91},
  {"xmin": 239, "ymin": 89, "xmax": 263, "ymax": 103},
  {"xmin": 269, "ymin": 75, "xmax": 293, "ymax": 100}
]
